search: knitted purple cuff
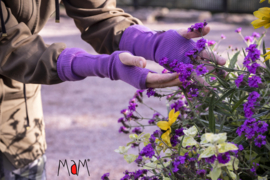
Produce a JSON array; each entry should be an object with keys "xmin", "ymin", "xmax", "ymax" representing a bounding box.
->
[
  {"xmin": 57, "ymin": 48, "xmax": 150, "ymax": 89},
  {"xmin": 119, "ymin": 25, "xmax": 196, "ymax": 65}
]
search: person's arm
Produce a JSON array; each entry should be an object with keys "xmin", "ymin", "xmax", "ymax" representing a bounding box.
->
[
  {"xmin": 62, "ymin": 0, "xmax": 142, "ymax": 54},
  {"xmin": 0, "ymin": 1, "xmax": 66, "ymax": 84}
]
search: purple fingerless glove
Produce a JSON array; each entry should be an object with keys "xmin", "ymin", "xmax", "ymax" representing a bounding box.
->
[
  {"xmin": 57, "ymin": 48, "xmax": 150, "ymax": 89},
  {"xmin": 119, "ymin": 25, "xmax": 196, "ymax": 65}
]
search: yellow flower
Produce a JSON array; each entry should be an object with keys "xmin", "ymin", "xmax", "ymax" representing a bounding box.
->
[
  {"xmin": 263, "ymin": 48, "xmax": 270, "ymax": 61},
  {"xmin": 251, "ymin": 7, "xmax": 270, "ymax": 29},
  {"xmin": 157, "ymin": 109, "xmax": 180, "ymax": 147},
  {"xmin": 259, "ymin": 0, "xmax": 270, "ymax": 3}
]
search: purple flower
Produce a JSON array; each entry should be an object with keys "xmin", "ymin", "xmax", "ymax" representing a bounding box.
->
[
  {"xmin": 235, "ymin": 74, "xmax": 244, "ymax": 88},
  {"xmin": 148, "ymin": 119, "xmax": 155, "ymax": 125},
  {"xmin": 101, "ymin": 173, "xmax": 110, "ymax": 180},
  {"xmin": 248, "ymin": 76, "xmax": 262, "ymax": 88},
  {"xmin": 257, "ymin": 121, "xmax": 268, "ymax": 133},
  {"xmin": 170, "ymin": 135, "xmax": 179, "ymax": 147},
  {"xmin": 159, "ymin": 57, "xmax": 169, "ymax": 66},
  {"xmin": 196, "ymin": 38, "xmax": 207, "ymax": 51},
  {"xmin": 237, "ymin": 118, "xmax": 258, "ymax": 138},
  {"xmin": 188, "ymin": 88, "xmax": 199, "ymax": 97},
  {"xmin": 247, "ymin": 63, "xmax": 260, "ymax": 74},
  {"xmin": 140, "ymin": 144, "xmax": 155, "ymax": 158},
  {"xmin": 153, "ymin": 112, "xmax": 160, "ymax": 118},
  {"xmin": 196, "ymin": 64, "xmax": 208, "ymax": 76},
  {"xmin": 146, "ymin": 88, "xmax": 155, "ymax": 97},
  {"xmin": 235, "ymin": 27, "xmax": 242, "ymax": 33},
  {"xmin": 135, "ymin": 156, "xmax": 143, "ymax": 164},
  {"xmin": 152, "ymin": 130, "xmax": 161, "ymax": 137},
  {"xmin": 170, "ymin": 100, "xmax": 184, "ymax": 111},
  {"xmin": 245, "ymin": 36, "xmax": 254, "ymax": 42},
  {"xmin": 207, "ymin": 40, "xmax": 216, "ymax": 46},
  {"xmin": 118, "ymin": 118, "xmax": 125, "ymax": 123},
  {"xmin": 172, "ymin": 155, "xmax": 186, "ymax": 172},
  {"xmin": 182, "ymin": 81, "xmax": 192, "ymax": 88},
  {"xmin": 149, "ymin": 135, "xmax": 156, "ymax": 143},
  {"xmin": 169, "ymin": 59, "xmax": 178, "ymax": 68},
  {"xmin": 217, "ymin": 152, "xmax": 230, "ymax": 164},
  {"xmin": 247, "ymin": 91, "xmax": 260, "ymax": 102},
  {"xmin": 221, "ymin": 34, "xmax": 226, "ymax": 39},
  {"xmin": 245, "ymin": 44, "xmax": 260, "ymax": 62},
  {"xmin": 126, "ymin": 111, "xmax": 133, "ymax": 119},
  {"xmin": 175, "ymin": 128, "xmax": 185, "ymax": 136},
  {"xmin": 238, "ymin": 144, "xmax": 244, "ymax": 151},
  {"xmin": 197, "ymin": 169, "xmax": 206, "ymax": 178},
  {"xmin": 121, "ymin": 174, "xmax": 130, "ymax": 180},
  {"xmin": 204, "ymin": 155, "xmax": 216, "ymax": 164},
  {"xmin": 128, "ymin": 102, "xmax": 137, "ymax": 111},
  {"xmin": 185, "ymin": 49, "xmax": 198, "ymax": 58},
  {"xmin": 119, "ymin": 126, "xmax": 129, "ymax": 134},
  {"xmin": 252, "ymin": 32, "xmax": 260, "ymax": 38},
  {"xmin": 254, "ymin": 135, "xmax": 266, "ymax": 147},
  {"xmin": 121, "ymin": 109, "xmax": 128, "ymax": 114},
  {"xmin": 132, "ymin": 127, "xmax": 142, "ymax": 135},
  {"xmin": 194, "ymin": 22, "xmax": 205, "ymax": 30},
  {"xmin": 162, "ymin": 69, "xmax": 168, "ymax": 74}
]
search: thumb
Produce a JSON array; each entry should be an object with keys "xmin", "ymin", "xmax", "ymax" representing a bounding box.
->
[
  {"xmin": 119, "ymin": 52, "xmax": 147, "ymax": 68},
  {"xmin": 178, "ymin": 26, "xmax": 210, "ymax": 39}
]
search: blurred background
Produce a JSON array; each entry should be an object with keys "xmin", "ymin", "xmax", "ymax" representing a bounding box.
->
[{"xmin": 40, "ymin": 0, "xmax": 270, "ymax": 179}]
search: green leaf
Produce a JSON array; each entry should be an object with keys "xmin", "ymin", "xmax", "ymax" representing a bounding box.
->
[
  {"xmin": 242, "ymin": 48, "xmax": 247, "ymax": 57},
  {"xmin": 263, "ymin": 41, "xmax": 270, "ymax": 70},
  {"xmin": 216, "ymin": 89, "xmax": 236, "ymax": 104},
  {"xmin": 258, "ymin": 175, "xmax": 268, "ymax": 180},
  {"xmin": 198, "ymin": 146, "xmax": 216, "ymax": 160},
  {"xmin": 209, "ymin": 167, "xmax": 222, "ymax": 180},
  {"xmin": 232, "ymin": 95, "xmax": 248, "ymax": 113},
  {"xmin": 124, "ymin": 154, "xmax": 138, "ymax": 163},
  {"xmin": 229, "ymin": 51, "xmax": 240, "ymax": 69},
  {"xmin": 232, "ymin": 135, "xmax": 245, "ymax": 144},
  {"xmin": 209, "ymin": 94, "xmax": 216, "ymax": 133}
]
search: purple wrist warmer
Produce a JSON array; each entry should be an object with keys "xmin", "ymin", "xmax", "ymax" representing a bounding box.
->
[
  {"xmin": 119, "ymin": 25, "xmax": 196, "ymax": 65},
  {"xmin": 57, "ymin": 48, "xmax": 150, "ymax": 89}
]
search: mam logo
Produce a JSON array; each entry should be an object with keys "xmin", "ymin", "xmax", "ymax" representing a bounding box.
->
[{"xmin": 57, "ymin": 159, "xmax": 90, "ymax": 176}]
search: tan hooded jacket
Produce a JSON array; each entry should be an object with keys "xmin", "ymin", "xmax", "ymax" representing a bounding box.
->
[{"xmin": 0, "ymin": 0, "xmax": 142, "ymax": 168}]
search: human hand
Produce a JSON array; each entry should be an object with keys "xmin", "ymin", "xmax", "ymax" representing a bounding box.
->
[{"xmin": 119, "ymin": 53, "xmax": 182, "ymax": 88}]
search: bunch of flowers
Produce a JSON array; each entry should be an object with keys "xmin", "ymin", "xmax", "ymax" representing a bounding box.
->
[{"xmin": 101, "ymin": 2, "xmax": 270, "ymax": 179}]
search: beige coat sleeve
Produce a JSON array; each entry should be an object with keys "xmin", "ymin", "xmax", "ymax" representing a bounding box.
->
[
  {"xmin": 0, "ymin": 1, "xmax": 65, "ymax": 84},
  {"xmin": 63, "ymin": 0, "xmax": 143, "ymax": 54}
]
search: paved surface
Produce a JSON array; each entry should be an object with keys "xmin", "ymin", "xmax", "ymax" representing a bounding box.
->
[{"xmin": 39, "ymin": 11, "xmax": 270, "ymax": 180}]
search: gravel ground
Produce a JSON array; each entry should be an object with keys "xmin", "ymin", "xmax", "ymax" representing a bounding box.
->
[{"xmin": 39, "ymin": 12, "xmax": 270, "ymax": 180}]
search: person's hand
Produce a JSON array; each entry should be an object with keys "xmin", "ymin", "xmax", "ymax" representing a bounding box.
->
[{"xmin": 119, "ymin": 53, "xmax": 182, "ymax": 88}]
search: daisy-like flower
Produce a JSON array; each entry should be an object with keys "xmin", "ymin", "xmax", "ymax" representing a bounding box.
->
[
  {"xmin": 157, "ymin": 109, "xmax": 180, "ymax": 147},
  {"xmin": 251, "ymin": 7, "xmax": 270, "ymax": 29}
]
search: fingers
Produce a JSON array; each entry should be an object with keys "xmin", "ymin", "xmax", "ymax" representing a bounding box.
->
[
  {"xmin": 178, "ymin": 26, "xmax": 210, "ymax": 39},
  {"xmin": 119, "ymin": 52, "xmax": 147, "ymax": 68},
  {"xmin": 199, "ymin": 50, "xmax": 227, "ymax": 66},
  {"xmin": 146, "ymin": 73, "xmax": 182, "ymax": 88}
]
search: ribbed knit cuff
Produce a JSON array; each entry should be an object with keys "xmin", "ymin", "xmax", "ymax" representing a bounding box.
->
[{"xmin": 57, "ymin": 48, "xmax": 86, "ymax": 81}]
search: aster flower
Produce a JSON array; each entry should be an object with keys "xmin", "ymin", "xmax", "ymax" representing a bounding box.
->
[
  {"xmin": 182, "ymin": 81, "xmax": 192, "ymax": 88},
  {"xmin": 157, "ymin": 109, "xmax": 180, "ymax": 147},
  {"xmin": 235, "ymin": 74, "xmax": 244, "ymax": 88},
  {"xmin": 118, "ymin": 117, "xmax": 125, "ymax": 123},
  {"xmin": 120, "ymin": 109, "xmax": 128, "ymax": 115},
  {"xmin": 101, "ymin": 173, "xmax": 110, "ymax": 180},
  {"xmin": 119, "ymin": 126, "xmax": 129, "ymax": 134},
  {"xmin": 170, "ymin": 135, "xmax": 179, "ymax": 147},
  {"xmin": 248, "ymin": 76, "xmax": 262, "ymax": 88},
  {"xmin": 254, "ymin": 135, "xmax": 266, "ymax": 147},
  {"xmin": 175, "ymin": 128, "xmax": 185, "ymax": 136},
  {"xmin": 169, "ymin": 59, "xmax": 178, "ymax": 68},
  {"xmin": 252, "ymin": 32, "xmax": 260, "ymax": 38},
  {"xmin": 146, "ymin": 88, "xmax": 156, "ymax": 98},
  {"xmin": 185, "ymin": 49, "xmax": 198, "ymax": 58},
  {"xmin": 217, "ymin": 152, "xmax": 230, "ymax": 164},
  {"xmin": 152, "ymin": 130, "xmax": 161, "ymax": 137},
  {"xmin": 196, "ymin": 64, "xmax": 209, "ymax": 76},
  {"xmin": 244, "ymin": 36, "xmax": 254, "ymax": 42},
  {"xmin": 170, "ymin": 100, "xmax": 184, "ymax": 111},
  {"xmin": 235, "ymin": 27, "xmax": 242, "ymax": 33},
  {"xmin": 247, "ymin": 91, "xmax": 260, "ymax": 102},
  {"xmin": 159, "ymin": 57, "xmax": 168, "ymax": 66},
  {"xmin": 135, "ymin": 156, "xmax": 143, "ymax": 164},
  {"xmin": 196, "ymin": 38, "xmax": 207, "ymax": 51},
  {"xmin": 221, "ymin": 34, "xmax": 226, "ymax": 39},
  {"xmin": 172, "ymin": 155, "xmax": 186, "ymax": 172}
]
